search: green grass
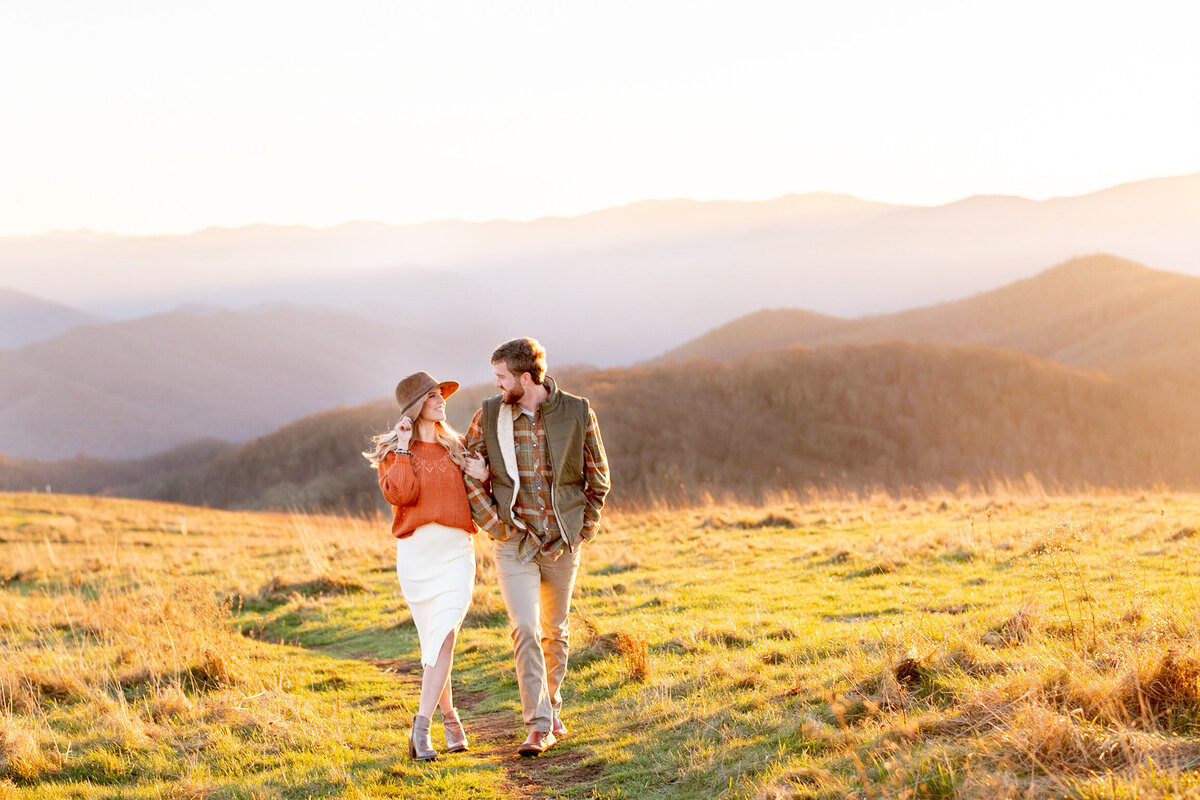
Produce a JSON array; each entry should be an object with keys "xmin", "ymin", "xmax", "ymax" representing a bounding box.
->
[{"xmin": 5, "ymin": 490, "xmax": 1200, "ymax": 798}]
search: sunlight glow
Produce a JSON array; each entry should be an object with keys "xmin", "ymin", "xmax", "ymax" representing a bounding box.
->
[{"xmin": 2, "ymin": 0, "xmax": 1198, "ymax": 235}]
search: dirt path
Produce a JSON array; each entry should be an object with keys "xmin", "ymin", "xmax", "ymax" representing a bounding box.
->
[{"xmin": 369, "ymin": 659, "xmax": 601, "ymax": 799}]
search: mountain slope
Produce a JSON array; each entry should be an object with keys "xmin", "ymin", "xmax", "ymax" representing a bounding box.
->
[
  {"xmin": 852, "ymin": 255, "xmax": 1200, "ymax": 374},
  {"xmin": 0, "ymin": 306, "xmax": 497, "ymax": 460},
  {"xmin": 4, "ymin": 173, "xmax": 1200, "ymax": 366},
  {"xmin": 0, "ymin": 288, "xmax": 103, "ymax": 348},
  {"xmin": 655, "ymin": 255, "xmax": 1200, "ymax": 377},
  {"xmin": 0, "ymin": 438, "xmax": 233, "ymax": 496},
  {"xmin": 7, "ymin": 342, "xmax": 1196, "ymax": 510},
  {"xmin": 586, "ymin": 343, "xmax": 1199, "ymax": 501},
  {"xmin": 655, "ymin": 309, "xmax": 853, "ymax": 364},
  {"xmin": 8, "ymin": 253, "xmax": 1196, "ymax": 463}
]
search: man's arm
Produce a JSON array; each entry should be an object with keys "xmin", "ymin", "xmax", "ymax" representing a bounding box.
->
[
  {"xmin": 464, "ymin": 407, "xmax": 517, "ymax": 541},
  {"xmin": 579, "ymin": 407, "xmax": 610, "ymax": 543}
]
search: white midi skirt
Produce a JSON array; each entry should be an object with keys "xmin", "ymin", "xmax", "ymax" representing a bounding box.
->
[{"xmin": 396, "ymin": 522, "xmax": 476, "ymax": 667}]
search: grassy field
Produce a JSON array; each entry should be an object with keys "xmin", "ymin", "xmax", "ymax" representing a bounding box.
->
[{"xmin": 4, "ymin": 488, "xmax": 1200, "ymax": 798}]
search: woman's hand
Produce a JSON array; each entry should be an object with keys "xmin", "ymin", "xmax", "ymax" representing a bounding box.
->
[
  {"xmin": 393, "ymin": 416, "xmax": 414, "ymax": 450},
  {"xmin": 463, "ymin": 452, "xmax": 489, "ymax": 482}
]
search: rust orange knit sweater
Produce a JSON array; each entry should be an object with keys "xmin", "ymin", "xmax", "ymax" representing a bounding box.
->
[{"xmin": 377, "ymin": 440, "xmax": 475, "ymax": 539}]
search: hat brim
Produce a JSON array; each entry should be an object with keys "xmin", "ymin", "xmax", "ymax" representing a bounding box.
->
[{"xmin": 400, "ymin": 380, "xmax": 460, "ymax": 420}]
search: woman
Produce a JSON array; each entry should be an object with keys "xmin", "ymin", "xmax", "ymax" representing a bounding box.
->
[{"xmin": 362, "ymin": 371, "xmax": 488, "ymax": 761}]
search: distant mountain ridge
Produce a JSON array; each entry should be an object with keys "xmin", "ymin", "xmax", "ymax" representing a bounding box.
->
[
  {"xmin": 654, "ymin": 309, "xmax": 853, "ymax": 364},
  {"xmin": 4, "ymin": 253, "xmax": 1198, "ymax": 462},
  {"xmin": 3, "ymin": 172, "xmax": 1200, "ymax": 366},
  {"xmin": 0, "ymin": 305, "xmax": 506, "ymax": 460},
  {"xmin": 655, "ymin": 254, "xmax": 1200, "ymax": 378},
  {"xmin": 6, "ymin": 171, "xmax": 1200, "ymax": 465},
  {"xmin": 6, "ymin": 342, "xmax": 1198, "ymax": 509},
  {"xmin": 0, "ymin": 289, "xmax": 103, "ymax": 348}
]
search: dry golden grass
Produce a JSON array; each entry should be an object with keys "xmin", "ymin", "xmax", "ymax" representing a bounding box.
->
[
  {"xmin": 0, "ymin": 495, "xmax": 435, "ymax": 793},
  {"xmin": 1, "ymin": 577, "xmax": 244, "ymax": 710},
  {"xmin": 7, "ymin": 488, "xmax": 1200, "ymax": 798},
  {"xmin": 575, "ymin": 611, "xmax": 652, "ymax": 682},
  {"xmin": 590, "ymin": 487, "xmax": 1200, "ymax": 799},
  {"xmin": 0, "ymin": 713, "xmax": 59, "ymax": 782}
]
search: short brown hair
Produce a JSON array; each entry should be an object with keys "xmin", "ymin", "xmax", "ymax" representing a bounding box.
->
[{"xmin": 492, "ymin": 337, "xmax": 547, "ymax": 384}]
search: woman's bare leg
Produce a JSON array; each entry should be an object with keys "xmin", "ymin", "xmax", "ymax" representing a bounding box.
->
[
  {"xmin": 417, "ymin": 630, "xmax": 457, "ymax": 719},
  {"xmin": 437, "ymin": 661, "xmax": 457, "ymax": 718}
]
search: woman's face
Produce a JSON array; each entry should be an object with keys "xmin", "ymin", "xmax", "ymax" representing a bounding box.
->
[{"xmin": 418, "ymin": 389, "xmax": 446, "ymax": 422}]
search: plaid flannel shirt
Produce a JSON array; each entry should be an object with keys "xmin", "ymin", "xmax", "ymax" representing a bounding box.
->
[{"xmin": 464, "ymin": 400, "xmax": 608, "ymax": 563}]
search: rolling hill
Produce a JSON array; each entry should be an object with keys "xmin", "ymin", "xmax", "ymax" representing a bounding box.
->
[
  {"xmin": 655, "ymin": 254, "xmax": 1200, "ymax": 378},
  {"xmin": 6, "ymin": 343, "xmax": 1197, "ymax": 510},
  {"xmin": 6, "ymin": 252, "xmax": 1197, "ymax": 464},
  {"xmin": 0, "ymin": 438, "xmax": 233, "ymax": 496},
  {"xmin": 0, "ymin": 305, "xmax": 502, "ymax": 460},
  {"xmin": 653, "ymin": 309, "xmax": 854, "ymax": 364},
  {"xmin": 583, "ymin": 343, "xmax": 1200, "ymax": 501},
  {"xmin": 4, "ymin": 172, "xmax": 1200, "ymax": 366},
  {"xmin": 0, "ymin": 288, "xmax": 102, "ymax": 348}
]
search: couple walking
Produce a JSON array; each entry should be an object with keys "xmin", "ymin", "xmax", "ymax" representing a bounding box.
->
[{"xmin": 362, "ymin": 337, "xmax": 610, "ymax": 760}]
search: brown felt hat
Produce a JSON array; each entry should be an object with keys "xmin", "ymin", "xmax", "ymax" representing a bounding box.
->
[{"xmin": 395, "ymin": 371, "xmax": 459, "ymax": 421}]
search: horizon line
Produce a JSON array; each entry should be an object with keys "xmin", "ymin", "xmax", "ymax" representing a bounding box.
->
[{"xmin": 3, "ymin": 170, "xmax": 1197, "ymax": 240}]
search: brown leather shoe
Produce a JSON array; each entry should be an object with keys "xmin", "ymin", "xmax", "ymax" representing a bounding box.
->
[
  {"xmin": 517, "ymin": 730, "xmax": 556, "ymax": 757},
  {"xmin": 551, "ymin": 712, "xmax": 567, "ymax": 738}
]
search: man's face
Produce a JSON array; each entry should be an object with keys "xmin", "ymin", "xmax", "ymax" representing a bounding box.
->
[{"xmin": 493, "ymin": 361, "xmax": 525, "ymax": 405}]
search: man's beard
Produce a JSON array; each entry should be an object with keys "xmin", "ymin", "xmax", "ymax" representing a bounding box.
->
[{"xmin": 502, "ymin": 384, "xmax": 525, "ymax": 405}]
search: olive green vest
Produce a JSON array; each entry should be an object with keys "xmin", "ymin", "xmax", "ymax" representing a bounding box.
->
[{"xmin": 483, "ymin": 377, "xmax": 590, "ymax": 549}]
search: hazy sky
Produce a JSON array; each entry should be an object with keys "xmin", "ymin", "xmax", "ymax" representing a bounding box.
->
[{"xmin": 3, "ymin": 1, "xmax": 1199, "ymax": 235}]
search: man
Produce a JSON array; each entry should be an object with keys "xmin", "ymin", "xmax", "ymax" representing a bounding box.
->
[{"xmin": 464, "ymin": 337, "xmax": 610, "ymax": 757}]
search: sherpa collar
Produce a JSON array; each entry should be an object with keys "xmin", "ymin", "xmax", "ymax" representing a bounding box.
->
[
  {"xmin": 496, "ymin": 376, "xmax": 560, "ymax": 540},
  {"xmin": 495, "ymin": 403, "xmax": 526, "ymax": 532}
]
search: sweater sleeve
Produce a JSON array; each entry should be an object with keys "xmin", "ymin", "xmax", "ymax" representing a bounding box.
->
[
  {"xmin": 464, "ymin": 407, "xmax": 517, "ymax": 540},
  {"xmin": 378, "ymin": 451, "xmax": 419, "ymax": 507}
]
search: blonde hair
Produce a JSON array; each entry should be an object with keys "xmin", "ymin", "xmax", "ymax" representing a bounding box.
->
[{"xmin": 362, "ymin": 419, "xmax": 467, "ymax": 469}]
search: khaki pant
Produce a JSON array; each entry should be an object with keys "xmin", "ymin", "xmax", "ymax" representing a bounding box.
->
[{"xmin": 494, "ymin": 537, "xmax": 582, "ymax": 732}]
